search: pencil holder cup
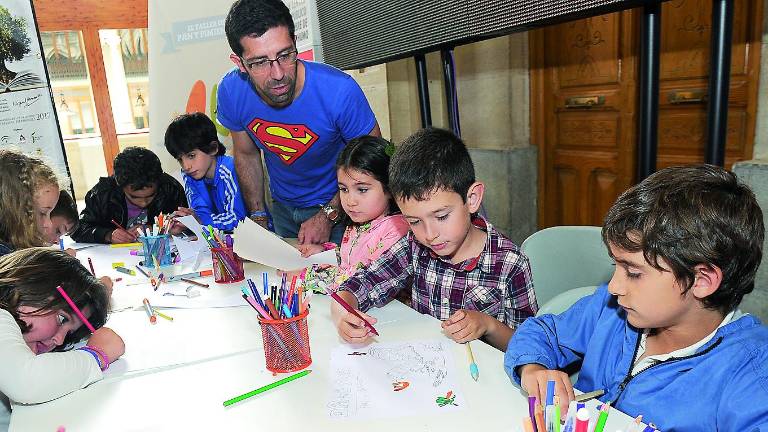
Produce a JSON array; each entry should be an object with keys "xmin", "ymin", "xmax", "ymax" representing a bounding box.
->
[
  {"xmin": 258, "ymin": 309, "xmax": 311, "ymax": 373},
  {"xmin": 211, "ymin": 246, "xmax": 245, "ymax": 283},
  {"xmin": 138, "ymin": 235, "xmax": 172, "ymax": 268}
]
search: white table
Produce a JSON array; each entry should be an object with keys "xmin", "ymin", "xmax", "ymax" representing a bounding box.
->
[{"xmin": 10, "ymin": 245, "xmax": 639, "ymax": 431}]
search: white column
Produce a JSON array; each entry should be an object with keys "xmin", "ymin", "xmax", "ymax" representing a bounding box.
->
[{"xmin": 100, "ymin": 30, "xmax": 135, "ymax": 134}]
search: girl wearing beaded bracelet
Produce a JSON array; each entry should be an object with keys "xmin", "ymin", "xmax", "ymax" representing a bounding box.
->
[{"xmin": 0, "ymin": 248, "xmax": 125, "ymax": 431}]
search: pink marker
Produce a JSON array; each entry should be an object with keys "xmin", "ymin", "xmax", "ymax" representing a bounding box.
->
[{"xmin": 574, "ymin": 407, "xmax": 590, "ymax": 432}]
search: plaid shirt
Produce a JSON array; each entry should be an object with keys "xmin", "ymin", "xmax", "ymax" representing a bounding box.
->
[{"xmin": 340, "ymin": 217, "xmax": 538, "ymax": 328}]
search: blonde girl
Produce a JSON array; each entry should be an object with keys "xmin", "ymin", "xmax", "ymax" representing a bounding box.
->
[{"xmin": 0, "ymin": 150, "xmax": 60, "ymax": 255}]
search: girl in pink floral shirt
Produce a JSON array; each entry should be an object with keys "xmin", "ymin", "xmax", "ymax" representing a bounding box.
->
[{"xmin": 299, "ymin": 136, "xmax": 409, "ymax": 292}]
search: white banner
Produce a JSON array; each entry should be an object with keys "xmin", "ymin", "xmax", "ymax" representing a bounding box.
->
[{"xmin": 0, "ymin": 0, "xmax": 68, "ymax": 177}]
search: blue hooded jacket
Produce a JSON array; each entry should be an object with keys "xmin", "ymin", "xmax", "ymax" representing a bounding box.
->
[
  {"xmin": 505, "ymin": 284, "xmax": 768, "ymax": 431},
  {"xmin": 182, "ymin": 155, "xmax": 246, "ymax": 231}
]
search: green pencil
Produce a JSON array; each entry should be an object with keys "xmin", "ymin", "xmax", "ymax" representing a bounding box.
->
[{"xmin": 223, "ymin": 370, "xmax": 311, "ymax": 406}]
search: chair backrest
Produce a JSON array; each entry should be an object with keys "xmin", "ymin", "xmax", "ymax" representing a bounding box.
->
[{"xmin": 521, "ymin": 226, "xmax": 614, "ymax": 308}]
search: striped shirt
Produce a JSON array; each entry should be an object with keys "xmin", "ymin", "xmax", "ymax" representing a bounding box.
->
[
  {"xmin": 182, "ymin": 155, "xmax": 247, "ymax": 231},
  {"xmin": 340, "ymin": 217, "xmax": 538, "ymax": 328}
]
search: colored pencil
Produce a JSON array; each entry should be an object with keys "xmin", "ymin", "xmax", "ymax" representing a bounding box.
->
[
  {"xmin": 166, "ymin": 270, "xmax": 213, "ymax": 282},
  {"xmin": 223, "ymin": 370, "xmax": 311, "ymax": 406},
  {"xmin": 329, "ymin": 291, "xmax": 379, "ymax": 336},
  {"xmin": 153, "ymin": 309, "xmax": 173, "ymax": 321},
  {"xmin": 135, "ymin": 265, "xmax": 150, "ymax": 278},
  {"xmin": 593, "ymin": 403, "xmax": 611, "ymax": 432},
  {"xmin": 110, "ymin": 242, "xmax": 142, "ymax": 248},
  {"xmin": 180, "ymin": 278, "xmax": 210, "ymax": 288},
  {"xmin": 465, "ymin": 342, "xmax": 479, "ymax": 381},
  {"xmin": 56, "ymin": 285, "xmax": 96, "ymax": 333},
  {"xmin": 110, "ymin": 219, "xmax": 137, "ymax": 241}
]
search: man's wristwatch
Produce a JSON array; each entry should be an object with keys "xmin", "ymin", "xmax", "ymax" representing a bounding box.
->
[{"xmin": 320, "ymin": 203, "xmax": 340, "ymax": 223}]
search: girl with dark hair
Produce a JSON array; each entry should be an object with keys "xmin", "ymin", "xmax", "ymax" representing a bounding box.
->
[
  {"xmin": 298, "ymin": 135, "xmax": 408, "ymax": 291},
  {"xmin": 0, "ymin": 248, "xmax": 124, "ymax": 430}
]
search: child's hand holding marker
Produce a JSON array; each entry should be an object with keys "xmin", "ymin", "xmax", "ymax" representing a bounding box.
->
[
  {"xmin": 330, "ymin": 290, "xmax": 378, "ymax": 344},
  {"xmin": 520, "ymin": 364, "xmax": 574, "ymax": 421}
]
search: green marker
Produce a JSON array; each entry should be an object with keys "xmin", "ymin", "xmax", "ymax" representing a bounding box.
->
[{"xmin": 223, "ymin": 370, "xmax": 311, "ymax": 406}]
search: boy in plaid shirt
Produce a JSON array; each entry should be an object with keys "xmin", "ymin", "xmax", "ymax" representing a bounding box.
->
[{"xmin": 332, "ymin": 128, "xmax": 538, "ymax": 350}]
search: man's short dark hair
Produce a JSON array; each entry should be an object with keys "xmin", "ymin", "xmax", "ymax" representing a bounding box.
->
[
  {"xmin": 602, "ymin": 164, "xmax": 764, "ymax": 314},
  {"xmin": 113, "ymin": 147, "xmax": 163, "ymax": 190},
  {"xmin": 51, "ymin": 189, "xmax": 78, "ymax": 224},
  {"xmin": 389, "ymin": 127, "xmax": 475, "ymax": 203},
  {"xmin": 225, "ymin": 0, "xmax": 295, "ymax": 57},
  {"xmin": 164, "ymin": 112, "xmax": 226, "ymax": 160}
]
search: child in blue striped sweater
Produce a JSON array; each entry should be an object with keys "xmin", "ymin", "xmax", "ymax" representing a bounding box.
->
[{"xmin": 164, "ymin": 112, "xmax": 248, "ymax": 231}]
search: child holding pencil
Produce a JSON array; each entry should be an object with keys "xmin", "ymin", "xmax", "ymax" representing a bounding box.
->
[
  {"xmin": 0, "ymin": 248, "xmax": 125, "ymax": 431},
  {"xmin": 331, "ymin": 128, "xmax": 538, "ymax": 351},
  {"xmin": 297, "ymin": 135, "xmax": 409, "ymax": 292},
  {"xmin": 71, "ymin": 146, "xmax": 188, "ymax": 244},
  {"xmin": 164, "ymin": 112, "xmax": 252, "ymax": 231},
  {"xmin": 505, "ymin": 165, "xmax": 768, "ymax": 430},
  {"xmin": 0, "ymin": 150, "xmax": 61, "ymax": 257}
]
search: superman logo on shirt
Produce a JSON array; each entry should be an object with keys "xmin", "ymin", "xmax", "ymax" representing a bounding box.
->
[{"xmin": 247, "ymin": 118, "xmax": 319, "ymax": 165}]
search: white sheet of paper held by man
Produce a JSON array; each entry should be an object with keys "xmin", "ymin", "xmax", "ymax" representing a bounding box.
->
[{"xmin": 233, "ymin": 218, "xmax": 337, "ymax": 270}]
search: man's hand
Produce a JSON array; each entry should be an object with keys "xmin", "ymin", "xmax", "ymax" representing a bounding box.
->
[
  {"xmin": 298, "ymin": 211, "xmax": 332, "ymax": 245},
  {"xmin": 297, "ymin": 243, "xmax": 325, "ymax": 257}
]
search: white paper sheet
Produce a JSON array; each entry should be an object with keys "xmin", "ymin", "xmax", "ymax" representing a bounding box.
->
[
  {"xmin": 327, "ymin": 339, "xmax": 464, "ymax": 419},
  {"xmin": 173, "ymin": 216, "xmax": 209, "ymax": 262},
  {"xmin": 103, "ymin": 308, "xmax": 263, "ymax": 377},
  {"xmin": 233, "ymin": 218, "xmax": 337, "ymax": 270}
]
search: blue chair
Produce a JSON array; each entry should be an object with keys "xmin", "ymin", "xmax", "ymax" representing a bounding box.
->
[{"xmin": 521, "ymin": 226, "xmax": 614, "ymax": 316}]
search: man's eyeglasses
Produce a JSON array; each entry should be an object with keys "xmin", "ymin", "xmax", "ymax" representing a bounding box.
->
[{"xmin": 242, "ymin": 50, "xmax": 298, "ymax": 73}]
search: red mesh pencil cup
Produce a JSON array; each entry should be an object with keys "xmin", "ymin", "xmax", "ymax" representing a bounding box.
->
[
  {"xmin": 258, "ymin": 309, "xmax": 312, "ymax": 373},
  {"xmin": 211, "ymin": 246, "xmax": 244, "ymax": 283}
]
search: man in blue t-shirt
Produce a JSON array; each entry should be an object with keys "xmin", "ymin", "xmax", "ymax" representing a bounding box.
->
[{"xmin": 218, "ymin": 0, "xmax": 380, "ymax": 245}]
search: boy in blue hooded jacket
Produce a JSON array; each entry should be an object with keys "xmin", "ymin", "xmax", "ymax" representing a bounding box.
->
[{"xmin": 505, "ymin": 164, "xmax": 768, "ymax": 431}]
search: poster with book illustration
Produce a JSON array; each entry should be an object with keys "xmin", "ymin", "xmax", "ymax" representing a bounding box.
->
[{"xmin": 0, "ymin": 0, "xmax": 68, "ymax": 174}]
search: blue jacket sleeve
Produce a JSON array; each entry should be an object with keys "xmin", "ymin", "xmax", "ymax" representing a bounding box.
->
[
  {"xmin": 504, "ymin": 283, "xmax": 613, "ymax": 384},
  {"xmin": 208, "ymin": 160, "xmax": 246, "ymax": 230},
  {"xmin": 183, "ymin": 173, "xmax": 214, "ymax": 227}
]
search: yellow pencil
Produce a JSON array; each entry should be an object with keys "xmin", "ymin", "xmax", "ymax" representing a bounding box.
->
[
  {"xmin": 154, "ymin": 309, "xmax": 174, "ymax": 322},
  {"xmin": 110, "ymin": 242, "xmax": 142, "ymax": 248}
]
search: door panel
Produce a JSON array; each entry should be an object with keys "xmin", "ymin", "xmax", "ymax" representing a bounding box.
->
[
  {"xmin": 533, "ymin": 11, "xmax": 636, "ymax": 227},
  {"xmin": 533, "ymin": 0, "xmax": 761, "ymax": 229}
]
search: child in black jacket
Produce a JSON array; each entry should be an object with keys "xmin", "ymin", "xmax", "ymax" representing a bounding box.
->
[{"xmin": 71, "ymin": 147, "xmax": 187, "ymax": 244}]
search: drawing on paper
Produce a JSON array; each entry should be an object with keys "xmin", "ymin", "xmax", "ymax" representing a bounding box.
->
[
  {"xmin": 435, "ymin": 390, "xmax": 458, "ymax": 407},
  {"xmin": 327, "ymin": 339, "xmax": 464, "ymax": 419},
  {"xmin": 392, "ymin": 381, "xmax": 409, "ymax": 392}
]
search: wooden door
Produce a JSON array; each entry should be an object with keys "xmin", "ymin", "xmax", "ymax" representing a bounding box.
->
[
  {"xmin": 532, "ymin": 0, "xmax": 762, "ymax": 228},
  {"xmin": 657, "ymin": 0, "xmax": 761, "ymax": 169},
  {"xmin": 531, "ymin": 11, "xmax": 638, "ymax": 228}
]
